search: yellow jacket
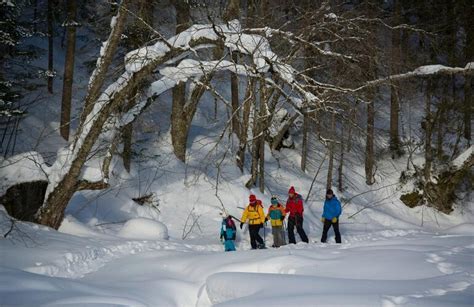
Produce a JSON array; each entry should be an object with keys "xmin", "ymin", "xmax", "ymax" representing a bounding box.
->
[{"xmin": 241, "ymin": 202, "xmax": 265, "ymax": 225}]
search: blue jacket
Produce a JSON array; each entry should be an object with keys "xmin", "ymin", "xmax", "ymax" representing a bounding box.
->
[{"xmin": 322, "ymin": 196, "xmax": 342, "ymax": 220}]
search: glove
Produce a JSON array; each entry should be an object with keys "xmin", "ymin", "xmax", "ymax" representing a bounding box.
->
[
  {"xmin": 240, "ymin": 222, "xmax": 244, "ymax": 229},
  {"xmin": 332, "ymin": 217, "xmax": 338, "ymax": 223},
  {"xmin": 280, "ymin": 216, "xmax": 285, "ymax": 221},
  {"xmin": 321, "ymin": 217, "xmax": 325, "ymax": 222},
  {"xmin": 265, "ymin": 217, "xmax": 268, "ymax": 223},
  {"xmin": 220, "ymin": 235, "xmax": 224, "ymax": 243}
]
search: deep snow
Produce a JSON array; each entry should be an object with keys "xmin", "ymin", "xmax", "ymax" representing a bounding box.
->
[{"xmin": 1, "ymin": 206, "xmax": 473, "ymax": 306}]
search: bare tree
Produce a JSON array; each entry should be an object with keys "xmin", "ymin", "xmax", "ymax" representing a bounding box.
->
[
  {"xmin": 47, "ymin": 0, "xmax": 54, "ymax": 93},
  {"xmin": 122, "ymin": 0, "xmax": 155, "ymax": 172},
  {"xmin": 463, "ymin": 2, "xmax": 473, "ymax": 145},
  {"xmin": 424, "ymin": 77, "xmax": 434, "ymax": 182},
  {"xmin": 223, "ymin": 0, "xmax": 241, "ymax": 138},
  {"xmin": 389, "ymin": 0, "xmax": 402, "ymax": 157},
  {"xmin": 60, "ymin": 0, "xmax": 78, "ymax": 141},
  {"xmin": 326, "ymin": 112, "xmax": 336, "ymax": 190},
  {"xmin": 236, "ymin": 78, "xmax": 255, "ymax": 172}
]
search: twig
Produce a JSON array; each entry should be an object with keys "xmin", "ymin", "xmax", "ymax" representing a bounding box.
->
[
  {"xmin": 342, "ymin": 182, "xmax": 399, "ymax": 209},
  {"xmin": 3, "ymin": 219, "xmax": 15, "ymax": 238},
  {"xmin": 305, "ymin": 150, "xmax": 328, "ymax": 202}
]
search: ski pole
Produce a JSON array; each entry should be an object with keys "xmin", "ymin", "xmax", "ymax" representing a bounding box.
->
[
  {"xmin": 263, "ymin": 223, "xmax": 266, "ymax": 243},
  {"xmin": 229, "ymin": 215, "xmax": 243, "ymax": 223}
]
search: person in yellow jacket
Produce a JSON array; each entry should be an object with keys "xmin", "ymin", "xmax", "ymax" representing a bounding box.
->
[
  {"xmin": 240, "ymin": 194, "xmax": 266, "ymax": 249},
  {"xmin": 265, "ymin": 196, "xmax": 286, "ymax": 247}
]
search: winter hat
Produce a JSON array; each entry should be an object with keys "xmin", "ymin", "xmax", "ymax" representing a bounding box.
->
[
  {"xmin": 288, "ymin": 186, "xmax": 296, "ymax": 194},
  {"xmin": 249, "ymin": 194, "xmax": 257, "ymax": 203}
]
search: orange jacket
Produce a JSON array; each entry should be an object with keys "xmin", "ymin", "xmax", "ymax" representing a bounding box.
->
[{"xmin": 241, "ymin": 201, "xmax": 265, "ymax": 225}]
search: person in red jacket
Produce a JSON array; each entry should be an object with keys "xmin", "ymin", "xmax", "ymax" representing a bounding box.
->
[{"xmin": 285, "ymin": 186, "xmax": 309, "ymax": 244}]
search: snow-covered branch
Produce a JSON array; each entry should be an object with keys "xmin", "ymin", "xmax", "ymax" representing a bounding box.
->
[
  {"xmin": 245, "ymin": 27, "xmax": 356, "ymax": 62},
  {"xmin": 84, "ymin": 0, "xmax": 130, "ymax": 115},
  {"xmin": 356, "ymin": 62, "xmax": 474, "ymax": 92}
]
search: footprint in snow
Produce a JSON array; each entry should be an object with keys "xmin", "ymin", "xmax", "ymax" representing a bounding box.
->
[{"xmin": 426, "ymin": 252, "xmax": 461, "ymax": 274}]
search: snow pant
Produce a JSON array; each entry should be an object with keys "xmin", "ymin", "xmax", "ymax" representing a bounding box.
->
[
  {"xmin": 224, "ymin": 240, "xmax": 236, "ymax": 251},
  {"xmin": 287, "ymin": 215, "xmax": 309, "ymax": 244},
  {"xmin": 272, "ymin": 225, "xmax": 286, "ymax": 247},
  {"xmin": 321, "ymin": 219, "xmax": 341, "ymax": 243},
  {"xmin": 248, "ymin": 224, "xmax": 264, "ymax": 249}
]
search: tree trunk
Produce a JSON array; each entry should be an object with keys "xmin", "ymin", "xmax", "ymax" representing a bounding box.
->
[
  {"xmin": 237, "ymin": 79, "xmax": 254, "ymax": 172},
  {"xmin": 301, "ymin": 114, "xmax": 309, "ymax": 172},
  {"xmin": 389, "ymin": 0, "xmax": 401, "ymax": 157},
  {"xmin": 327, "ymin": 112, "xmax": 336, "ymax": 190},
  {"xmin": 246, "ymin": 97, "xmax": 259, "ymax": 189},
  {"xmin": 389, "ymin": 79, "xmax": 400, "ymax": 156},
  {"xmin": 170, "ymin": 0, "xmax": 191, "ymax": 162},
  {"xmin": 436, "ymin": 97, "xmax": 445, "ymax": 160},
  {"xmin": 347, "ymin": 108, "xmax": 356, "ymax": 153},
  {"xmin": 258, "ymin": 79, "xmax": 266, "ymax": 193},
  {"xmin": 230, "ymin": 53, "xmax": 240, "ymax": 137},
  {"xmin": 60, "ymin": 0, "xmax": 77, "ymax": 141},
  {"xmin": 120, "ymin": 0, "xmax": 154, "ymax": 171},
  {"xmin": 122, "ymin": 121, "xmax": 133, "ymax": 172},
  {"xmin": 463, "ymin": 3, "xmax": 473, "ymax": 145},
  {"xmin": 122, "ymin": 87, "xmax": 138, "ymax": 172},
  {"xmin": 37, "ymin": 94, "xmax": 118, "ymax": 228},
  {"xmin": 424, "ymin": 78, "xmax": 433, "ymax": 182},
  {"xmin": 337, "ymin": 120, "xmax": 344, "ymax": 192},
  {"xmin": 47, "ymin": 0, "xmax": 54, "ymax": 94},
  {"xmin": 365, "ymin": 95, "xmax": 376, "ymax": 185},
  {"xmin": 171, "ymin": 82, "xmax": 188, "ymax": 162},
  {"xmin": 224, "ymin": 0, "xmax": 241, "ymax": 138},
  {"xmin": 36, "ymin": 2, "xmax": 131, "ymax": 229},
  {"xmin": 464, "ymin": 75, "xmax": 472, "ymax": 145},
  {"xmin": 363, "ymin": 0, "xmax": 377, "ymax": 186}
]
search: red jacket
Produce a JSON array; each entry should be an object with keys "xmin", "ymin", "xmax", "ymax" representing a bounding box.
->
[{"xmin": 286, "ymin": 193, "xmax": 304, "ymax": 217}]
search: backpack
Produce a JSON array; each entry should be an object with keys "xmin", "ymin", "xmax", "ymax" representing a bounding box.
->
[
  {"xmin": 269, "ymin": 205, "xmax": 283, "ymax": 220},
  {"xmin": 226, "ymin": 216, "xmax": 236, "ymax": 230},
  {"xmin": 222, "ymin": 217, "xmax": 236, "ymax": 240}
]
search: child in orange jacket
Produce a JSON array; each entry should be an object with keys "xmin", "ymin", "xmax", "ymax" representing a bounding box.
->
[{"xmin": 266, "ymin": 196, "xmax": 286, "ymax": 247}]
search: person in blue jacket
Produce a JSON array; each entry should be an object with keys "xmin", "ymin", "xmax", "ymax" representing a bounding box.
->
[
  {"xmin": 220, "ymin": 215, "xmax": 237, "ymax": 251},
  {"xmin": 321, "ymin": 189, "xmax": 342, "ymax": 243}
]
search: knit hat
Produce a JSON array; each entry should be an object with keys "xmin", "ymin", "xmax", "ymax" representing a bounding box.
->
[
  {"xmin": 288, "ymin": 186, "xmax": 296, "ymax": 194},
  {"xmin": 249, "ymin": 194, "xmax": 257, "ymax": 203}
]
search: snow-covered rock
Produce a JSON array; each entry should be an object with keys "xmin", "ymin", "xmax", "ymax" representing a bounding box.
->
[{"xmin": 117, "ymin": 218, "xmax": 169, "ymax": 240}]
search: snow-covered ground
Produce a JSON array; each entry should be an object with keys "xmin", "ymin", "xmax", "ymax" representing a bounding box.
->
[
  {"xmin": 1, "ymin": 10, "xmax": 473, "ymax": 306},
  {"xmin": 1, "ymin": 205, "xmax": 473, "ymax": 306}
]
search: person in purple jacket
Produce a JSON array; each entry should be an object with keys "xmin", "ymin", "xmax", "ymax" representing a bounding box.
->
[{"xmin": 321, "ymin": 189, "xmax": 342, "ymax": 243}]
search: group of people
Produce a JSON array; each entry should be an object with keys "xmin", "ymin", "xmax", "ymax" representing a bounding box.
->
[{"xmin": 220, "ymin": 186, "xmax": 342, "ymax": 251}]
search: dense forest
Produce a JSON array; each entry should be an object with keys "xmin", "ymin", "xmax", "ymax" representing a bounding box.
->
[{"xmin": 1, "ymin": 0, "xmax": 472, "ymax": 227}]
